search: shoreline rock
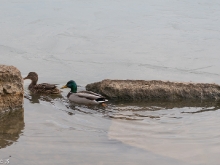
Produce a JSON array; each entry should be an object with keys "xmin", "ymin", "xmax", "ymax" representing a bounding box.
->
[
  {"xmin": 0, "ymin": 65, "xmax": 23, "ymax": 111},
  {"xmin": 86, "ymin": 79, "xmax": 220, "ymax": 101}
]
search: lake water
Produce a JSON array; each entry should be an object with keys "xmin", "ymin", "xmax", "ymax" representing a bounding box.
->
[{"xmin": 1, "ymin": 0, "xmax": 220, "ymax": 164}]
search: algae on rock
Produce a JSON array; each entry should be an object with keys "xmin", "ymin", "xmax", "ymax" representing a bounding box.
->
[{"xmin": 86, "ymin": 79, "xmax": 220, "ymax": 101}]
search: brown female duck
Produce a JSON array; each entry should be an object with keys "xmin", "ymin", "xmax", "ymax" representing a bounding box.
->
[{"xmin": 23, "ymin": 72, "xmax": 60, "ymax": 94}]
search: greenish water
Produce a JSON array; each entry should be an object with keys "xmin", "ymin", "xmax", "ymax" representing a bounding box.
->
[{"xmin": 1, "ymin": 0, "xmax": 220, "ymax": 164}]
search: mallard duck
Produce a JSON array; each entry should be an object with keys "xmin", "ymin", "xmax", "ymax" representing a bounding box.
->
[
  {"xmin": 61, "ymin": 80, "xmax": 108, "ymax": 105},
  {"xmin": 23, "ymin": 72, "xmax": 60, "ymax": 94}
]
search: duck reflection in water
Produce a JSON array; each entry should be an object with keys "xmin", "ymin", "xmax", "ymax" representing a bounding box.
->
[
  {"xmin": 24, "ymin": 92, "xmax": 75, "ymax": 115},
  {"xmin": 24, "ymin": 92, "xmax": 64, "ymax": 104}
]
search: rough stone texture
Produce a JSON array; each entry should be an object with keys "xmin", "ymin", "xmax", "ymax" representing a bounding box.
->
[
  {"xmin": 86, "ymin": 79, "xmax": 220, "ymax": 101},
  {"xmin": 0, "ymin": 65, "xmax": 23, "ymax": 111}
]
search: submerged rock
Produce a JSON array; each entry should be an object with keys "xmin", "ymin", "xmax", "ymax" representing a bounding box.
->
[
  {"xmin": 86, "ymin": 79, "xmax": 220, "ymax": 101},
  {"xmin": 0, "ymin": 65, "xmax": 23, "ymax": 111}
]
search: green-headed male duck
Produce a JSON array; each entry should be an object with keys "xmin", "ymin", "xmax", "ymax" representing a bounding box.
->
[{"xmin": 61, "ymin": 80, "xmax": 108, "ymax": 105}]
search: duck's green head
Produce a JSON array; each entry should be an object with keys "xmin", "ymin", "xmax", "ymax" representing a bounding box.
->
[{"xmin": 61, "ymin": 80, "xmax": 77, "ymax": 93}]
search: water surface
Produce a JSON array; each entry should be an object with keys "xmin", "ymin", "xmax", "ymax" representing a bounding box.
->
[{"xmin": 1, "ymin": 0, "xmax": 220, "ymax": 164}]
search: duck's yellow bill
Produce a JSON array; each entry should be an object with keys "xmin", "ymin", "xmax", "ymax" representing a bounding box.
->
[{"xmin": 61, "ymin": 85, "xmax": 67, "ymax": 89}]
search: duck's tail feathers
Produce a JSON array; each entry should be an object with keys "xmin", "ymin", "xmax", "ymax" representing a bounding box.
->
[{"xmin": 96, "ymin": 98, "xmax": 108, "ymax": 103}]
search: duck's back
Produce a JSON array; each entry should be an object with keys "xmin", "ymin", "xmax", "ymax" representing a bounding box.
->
[
  {"xmin": 29, "ymin": 83, "xmax": 60, "ymax": 94},
  {"xmin": 68, "ymin": 92, "xmax": 99, "ymax": 105}
]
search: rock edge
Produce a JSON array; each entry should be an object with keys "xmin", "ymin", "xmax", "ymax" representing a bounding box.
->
[
  {"xmin": 0, "ymin": 65, "xmax": 23, "ymax": 111},
  {"xmin": 86, "ymin": 79, "xmax": 220, "ymax": 101}
]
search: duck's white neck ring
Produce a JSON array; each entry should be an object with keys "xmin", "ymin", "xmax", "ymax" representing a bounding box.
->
[{"xmin": 67, "ymin": 92, "xmax": 72, "ymax": 98}]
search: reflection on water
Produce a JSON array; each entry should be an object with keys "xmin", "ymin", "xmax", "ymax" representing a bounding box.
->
[
  {"xmin": 105, "ymin": 100, "xmax": 220, "ymax": 165},
  {"xmin": 1, "ymin": 0, "xmax": 220, "ymax": 163},
  {"xmin": 25, "ymin": 89, "xmax": 220, "ymax": 120},
  {"xmin": 0, "ymin": 108, "xmax": 24, "ymax": 149},
  {"xmin": 24, "ymin": 92, "xmax": 63, "ymax": 104},
  {"xmin": 103, "ymin": 100, "xmax": 220, "ymax": 120},
  {"xmin": 1, "ymin": 93, "xmax": 220, "ymax": 165},
  {"xmin": 25, "ymin": 91, "xmax": 109, "ymax": 116}
]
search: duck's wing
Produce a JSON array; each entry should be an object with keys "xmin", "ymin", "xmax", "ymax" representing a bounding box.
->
[
  {"xmin": 76, "ymin": 91, "xmax": 104, "ymax": 100},
  {"xmin": 33, "ymin": 83, "xmax": 60, "ymax": 94},
  {"xmin": 35, "ymin": 83, "xmax": 58, "ymax": 90},
  {"xmin": 79, "ymin": 91, "xmax": 103, "ymax": 97}
]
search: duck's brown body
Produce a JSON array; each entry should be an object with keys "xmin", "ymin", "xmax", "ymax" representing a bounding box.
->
[{"xmin": 24, "ymin": 72, "xmax": 60, "ymax": 94}]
